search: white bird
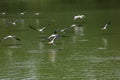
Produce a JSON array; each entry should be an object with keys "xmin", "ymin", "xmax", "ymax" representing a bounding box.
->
[
  {"xmin": 0, "ymin": 12, "xmax": 6, "ymax": 15},
  {"xmin": 60, "ymin": 27, "xmax": 68, "ymax": 32},
  {"xmin": 101, "ymin": 21, "xmax": 111, "ymax": 30},
  {"xmin": 73, "ymin": 15, "xmax": 85, "ymax": 20},
  {"xmin": 34, "ymin": 13, "xmax": 39, "ymax": 15},
  {"xmin": 69, "ymin": 24, "xmax": 77, "ymax": 28},
  {"xmin": 20, "ymin": 12, "xmax": 27, "ymax": 15},
  {"xmin": 39, "ymin": 27, "xmax": 46, "ymax": 32},
  {"xmin": 60, "ymin": 24, "xmax": 77, "ymax": 32},
  {"xmin": 29, "ymin": 24, "xmax": 50, "ymax": 32},
  {"xmin": 47, "ymin": 31, "xmax": 59, "ymax": 44},
  {"xmin": 3, "ymin": 35, "xmax": 21, "ymax": 41},
  {"xmin": 29, "ymin": 26, "xmax": 46, "ymax": 32},
  {"xmin": 47, "ymin": 33, "xmax": 58, "ymax": 39},
  {"xmin": 48, "ymin": 37, "xmax": 56, "ymax": 44},
  {"xmin": 7, "ymin": 20, "xmax": 20, "ymax": 25}
]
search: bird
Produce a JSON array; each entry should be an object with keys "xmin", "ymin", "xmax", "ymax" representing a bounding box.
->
[
  {"xmin": 7, "ymin": 20, "xmax": 20, "ymax": 25},
  {"xmin": 47, "ymin": 32, "xmax": 59, "ymax": 40},
  {"xmin": 34, "ymin": 13, "xmax": 40, "ymax": 15},
  {"xmin": 20, "ymin": 12, "xmax": 27, "ymax": 15},
  {"xmin": 60, "ymin": 27, "xmax": 69, "ymax": 32},
  {"xmin": 101, "ymin": 21, "xmax": 111, "ymax": 30},
  {"xmin": 73, "ymin": 15, "xmax": 85, "ymax": 20},
  {"xmin": 48, "ymin": 36, "xmax": 57, "ymax": 44},
  {"xmin": 2, "ymin": 35, "xmax": 21, "ymax": 41},
  {"xmin": 0, "ymin": 12, "xmax": 6, "ymax": 15},
  {"xmin": 29, "ymin": 24, "xmax": 50, "ymax": 32},
  {"xmin": 70, "ymin": 24, "xmax": 76, "ymax": 28},
  {"xmin": 29, "ymin": 25, "xmax": 45, "ymax": 32},
  {"xmin": 60, "ymin": 24, "xmax": 77, "ymax": 33},
  {"xmin": 47, "ymin": 31, "xmax": 60, "ymax": 44}
]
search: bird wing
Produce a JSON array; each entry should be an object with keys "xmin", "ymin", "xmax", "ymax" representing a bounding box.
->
[
  {"xmin": 3, "ymin": 36, "xmax": 9, "ymax": 40},
  {"xmin": 29, "ymin": 25, "xmax": 38, "ymax": 31},
  {"xmin": 14, "ymin": 20, "xmax": 19, "ymax": 23},
  {"xmin": 39, "ymin": 27, "xmax": 46, "ymax": 31},
  {"xmin": 60, "ymin": 27, "xmax": 69, "ymax": 32},
  {"xmin": 104, "ymin": 21, "xmax": 111, "ymax": 29},
  {"xmin": 48, "ymin": 34, "xmax": 56, "ymax": 39},
  {"xmin": 104, "ymin": 24, "xmax": 108, "ymax": 29},
  {"xmin": 46, "ymin": 23, "xmax": 50, "ymax": 26},
  {"xmin": 3, "ymin": 35, "xmax": 21, "ymax": 41},
  {"xmin": 13, "ymin": 37, "xmax": 21, "ymax": 41},
  {"xmin": 101, "ymin": 21, "xmax": 111, "ymax": 30}
]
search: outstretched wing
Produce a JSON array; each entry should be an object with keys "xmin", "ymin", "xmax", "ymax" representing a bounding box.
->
[
  {"xmin": 3, "ymin": 35, "xmax": 21, "ymax": 41},
  {"xmin": 13, "ymin": 37, "xmax": 21, "ymax": 41},
  {"xmin": 29, "ymin": 25, "xmax": 37, "ymax": 31},
  {"xmin": 101, "ymin": 21, "xmax": 111, "ymax": 30},
  {"xmin": 14, "ymin": 20, "xmax": 20, "ymax": 23},
  {"xmin": 46, "ymin": 23, "xmax": 50, "ymax": 26}
]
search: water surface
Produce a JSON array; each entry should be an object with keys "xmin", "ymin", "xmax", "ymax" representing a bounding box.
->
[{"xmin": 0, "ymin": 0, "xmax": 120, "ymax": 80}]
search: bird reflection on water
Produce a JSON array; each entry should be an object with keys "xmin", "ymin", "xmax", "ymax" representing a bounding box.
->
[
  {"xmin": 97, "ymin": 37, "xmax": 108, "ymax": 50},
  {"xmin": 48, "ymin": 49, "xmax": 57, "ymax": 63},
  {"xmin": 72, "ymin": 24, "xmax": 88, "ymax": 44},
  {"xmin": 0, "ymin": 35, "xmax": 21, "ymax": 48}
]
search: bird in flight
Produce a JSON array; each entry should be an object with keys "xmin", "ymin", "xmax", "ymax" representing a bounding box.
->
[
  {"xmin": 0, "ymin": 12, "xmax": 6, "ymax": 15},
  {"xmin": 20, "ymin": 12, "xmax": 27, "ymax": 15},
  {"xmin": 59, "ymin": 24, "xmax": 77, "ymax": 33},
  {"xmin": 2, "ymin": 35, "xmax": 21, "ymax": 41},
  {"xmin": 34, "ymin": 12, "xmax": 40, "ymax": 15},
  {"xmin": 47, "ymin": 31, "xmax": 60, "ymax": 44},
  {"xmin": 73, "ymin": 15, "xmax": 85, "ymax": 21},
  {"xmin": 48, "ymin": 36, "xmax": 57, "ymax": 44},
  {"xmin": 60, "ymin": 27, "xmax": 69, "ymax": 32},
  {"xmin": 7, "ymin": 20, "xmax": 20, "ymax": 25},
  {"xmin": 29, "ymin": 24, "xmax": 50, "ymax": 32},
  {"xmin": 101, "ymin": 21, "xmax": 111, "ymax": 30}
]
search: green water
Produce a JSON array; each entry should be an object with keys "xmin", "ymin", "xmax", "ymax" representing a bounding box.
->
[{"xmin": 0, "ymin": 0, "xmax": 120, "ymax": 80}]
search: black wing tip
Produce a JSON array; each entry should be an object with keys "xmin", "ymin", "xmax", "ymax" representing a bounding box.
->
[
  {"xmin": 107, "ymin": 21, "xmax": 111, "ymax": 24},
  {"xmin": 15, "ymin": 37, "xmax": 21, "ymax": 41},
  {"xmin": 28, "ymin": 25, "xmax": 33, "ymax": 28},
  {"xmin": 28, "ymin": 25, "xmax": 37, "ymax": 30}
]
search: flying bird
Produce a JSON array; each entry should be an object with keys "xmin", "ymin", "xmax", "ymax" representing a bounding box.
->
[
  {"xmin": 7, "ymin": 20, "xmax": 20, "ymax": 25},
  {"xmin": 47, "ymin": 31, "xmax": 59, "ymax": 40},
  {"xmin": 59, "ymin": 24, "xmax": 77, "ymax": 33},
  {"xmin": 29, "ymin": 24, "xmax": 50, "ymax": 32},
  {"xmin": 73, "ymin": 15, "xmax": 85, "ymax": 20},
  {"xmin": 60, "ymin": 27, "xmax": 69, "ymax": 32},
  {"xmin": 101, "ymin": 21, "xmax": 111, "ymax": 30},
  {"xmin": 70, "ymin": 24, "xmax": 76, "ymax": 28},
  {"xmin": 29, "ymin": 25, "xmax": 46, "ymax": 32},
  {"xmin": 20, "ymin": 12, "xmax": 27, "ymax": 15},
  {"xmin": 47, "ymin": 31, "xmax": 60, "ymax": 44},
  {"xmin": 3, "ymin": 35, "xmax": 21, "ymax": 41},
  {"xmin": 48, "ymin": 36, "xmax": 57, "ymax": 44},
  {"xmin": 34, "ymin": 13, "xmax": 40, "ymax": 15},
  {"xmin": 0, "ymin": 12, "xmax": 6, "ymax": 15}
]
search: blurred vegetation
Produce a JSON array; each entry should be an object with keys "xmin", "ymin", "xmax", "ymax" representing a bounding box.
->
[{"xmin": 0, "ymin": 0, "xmax": 120, "ymax": 12}]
